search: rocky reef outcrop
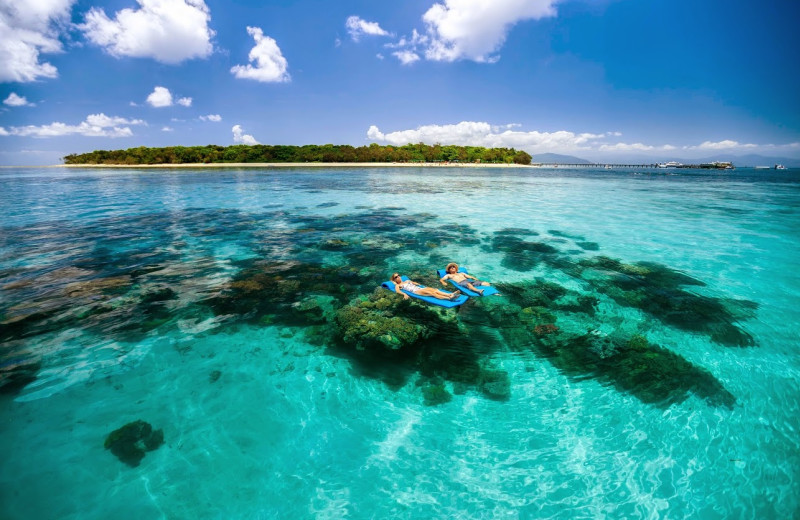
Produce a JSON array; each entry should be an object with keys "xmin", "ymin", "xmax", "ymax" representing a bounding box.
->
[{"xmin": 105, "ymin": 420, "xmax": 164, "ymax": 467}]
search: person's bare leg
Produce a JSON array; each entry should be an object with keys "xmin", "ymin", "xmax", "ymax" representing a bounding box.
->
[
  {"xmin": 445, "ymin": 289, "xmax": 462, "ymax": 300},
  {"xmin": 420, "ymin": 287, "xmax": 460, "ymax": 300},
  {"xmin": 466, "ymin": 283, "xmax": 484, "ymax": 295}
]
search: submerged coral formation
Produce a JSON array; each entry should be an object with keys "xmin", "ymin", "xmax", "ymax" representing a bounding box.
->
[
  {"xmin": 335, "ymin": 298, "xmax": 427, "ymax": 350},
  {"xmin": 104, "ymin": 420, "xmax": 164, "ymax": 467},
  {"xmin": 1, "ymin": 207, "xmax": 755, "ymax": 409},
  {"xmin": 494, "ymin": 280, "xmax": 736, "ymax": 408},
  {"xmin": 0, "ymin": 341, "xmax": 41, "ymax": 396},
  {"xmin": 575, "ymin": 256, "xmax": 757, "ymax": 346},
  {"xmin": 421, "ymin": 379, "xmax": 453, "ymax": 406}
]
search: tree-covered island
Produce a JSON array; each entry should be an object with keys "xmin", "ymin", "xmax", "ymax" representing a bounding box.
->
[{"xmin": 63, "ymin": 143, "xmax": 533, "ymax": 165}]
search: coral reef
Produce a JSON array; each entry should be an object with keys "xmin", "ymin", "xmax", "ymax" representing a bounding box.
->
[
  {"xmin": 482, "ymin": 279, "xmax": 736, "ymax": 407},
  {"xmin": 576, "ymin": 256, "xmax": 757, "ymax": 346},
  {"xmin": 490, "ymin": 233, "xmax": 560, "ymax": 271},
  {"xmin": 333, "ymin": 288, "xmax": 461, "ymax": 351},
  {"xmin": 104, "ymin": 420, "xmax": 164, "ymax": 467},
  {"xmin": 0, "ymin": 206, "xmax": 753, "ymax": 410},
  {"xmin": 0, "ymin": 341, "xmax": 41, "ymax": 395},
  {"xmin": 478, "ymin": 368, "xmax": 511, "ymax": 401},
  {"xmin": 335, "ymin": 300, "xmax": 427, "ymax": 351},
  {"xmin": 421, "ymin": 380, "xmax": 453, "ymax": 406}
]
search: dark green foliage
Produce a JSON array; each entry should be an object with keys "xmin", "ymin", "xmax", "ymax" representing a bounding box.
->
[
  {"xmin": 63, "ymin": 143, "xmax": 533, "ymax": 165},
  {"xmin": 104, "ymin": 420, "xmax": 164, "ymax": 467}
]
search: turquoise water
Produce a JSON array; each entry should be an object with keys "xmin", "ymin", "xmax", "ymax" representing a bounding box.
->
[{"xmin": 1, "ymin": 166, "xmax": 798, "ymax": 519}]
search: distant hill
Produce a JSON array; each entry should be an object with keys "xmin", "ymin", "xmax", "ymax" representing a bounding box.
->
[{"xmin": 530, "ymin": 153, "xmax": 592, "ymax": 164}]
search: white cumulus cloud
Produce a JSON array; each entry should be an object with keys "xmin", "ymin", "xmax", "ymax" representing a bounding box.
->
[
  {"xmin": 387, "ymin": 0, "xmax": 558, "ymax": 64},
  {"xmin": 0, "ymin": 0, "xmax": 75, "ymax": 82},
  {"xmin": 367, "ymin": 121, "xmax": 496, "ymax": 145},
  {"xmin": 365, "ymin": 121, "xmax": 800, "ymax": 160},
  {"xmin": 346, "ymin": 16, "xmax": 391, "ymax": 41},
  {"xmin": 393, "ymin": 50, "xmax": 420, "ymax": 65},
  {"xmin": 598, "ymin": 142, "xmax": 676, "ymax": 152},
  {"xmin": 687, "ymin": 140, "xmax": 757, "ymax": 150},
  {"xmin": 422, "ymin": 0, "xmax": 558, "ymax": 62},
  {"xmin": 230, "ymin": 27, "xmax": 290, "ymax": 83},
  {"xmin": 145, "ymin": 86, "xmax": 191, "ymax": 107},
  {"xmin": 200, "ymin": 114, "xmax": 221, "ymax": 122},
  {"xmin": 147, "ymin": 86, "xmax": 173, "ymax": 107},
  {"xmin": 80, "ymin": 0, "xmax": 214, "ymax": 64},
  {"xmin": 386, "ymin": 29, "xmax": 428, "ymax": 50},
  {"xmin": 232, "ymin": 124, "xmax": 258, "ymax": 145},
  {"xmin": 2, "ymin": 113, "xmax": 145, "ymax": 138},
  {"xmin": 367, "ymin": 121, "xmax": 678, "ymax": 157},
  {"xmin": 4, "ymin": 93, "xmax": 33, "ymax": 106},
  {"xmin": 368, "ymin": 121, "xmax": 602, "ymax": 152}
]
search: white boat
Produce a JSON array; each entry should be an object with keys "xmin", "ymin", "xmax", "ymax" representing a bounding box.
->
[
  {"xmin": 775, "ymin": 164, "xmax": 787, "ymax": 170},
  {"xmin": 657, "ymin": 161, "xmax": 682, "ymax": 168}
]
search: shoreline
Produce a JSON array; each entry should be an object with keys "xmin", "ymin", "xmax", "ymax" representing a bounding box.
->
[{"xmin": 51, "ymin": 162, "xmax": 538, "ymax": 169}]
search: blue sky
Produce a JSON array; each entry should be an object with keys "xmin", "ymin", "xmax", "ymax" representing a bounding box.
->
[{"xmin": 1, "ymin": 0, "xmax": 799, "ymax": 165}]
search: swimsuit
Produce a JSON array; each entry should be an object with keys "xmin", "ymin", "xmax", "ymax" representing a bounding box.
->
[
  {"xmin": 399, "ymin": 280, "xmax": 420, "ymax": 293},
  {"xmin": 455, "ymin": 277, "xmax": 485, "ymax": 289}
]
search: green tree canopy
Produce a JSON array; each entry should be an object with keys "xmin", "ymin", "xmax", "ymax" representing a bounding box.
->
[{"xmin": 63, "ymin": 143, "xmax": 533, "ymax": 166}]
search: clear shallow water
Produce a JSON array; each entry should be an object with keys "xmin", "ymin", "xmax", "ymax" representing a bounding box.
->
[{"xmin": 1, "ymin": 166, "xmax": 798, "ymax": 519}]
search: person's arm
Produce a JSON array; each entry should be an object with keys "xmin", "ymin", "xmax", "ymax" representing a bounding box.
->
[{"xmin": 440, "ymin": 274, "xmax": 451, "ymax": 285}]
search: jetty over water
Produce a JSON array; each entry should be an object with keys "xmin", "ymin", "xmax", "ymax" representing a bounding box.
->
[
  {"xmin": 534, "ymin": 163, "xmax": 656, "ymax": 168},
  {"xmin": 534, "ymin": 162, "xmax": 734, "ymax": 169}
]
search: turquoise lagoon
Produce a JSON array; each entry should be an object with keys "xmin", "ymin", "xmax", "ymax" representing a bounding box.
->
[{"xmin": 0, "ymin": 166, "xmax": 798, "ymax": 519}]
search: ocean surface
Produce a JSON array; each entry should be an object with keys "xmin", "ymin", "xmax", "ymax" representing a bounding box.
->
[{"xmin": 1, "ymin": 166, "xmax": 798, "ymax": 519}]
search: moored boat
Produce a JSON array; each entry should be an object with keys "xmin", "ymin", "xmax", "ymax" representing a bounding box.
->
[{"xmin": 657, "ymin": 161, "xmax": 682, "ymax": 168}]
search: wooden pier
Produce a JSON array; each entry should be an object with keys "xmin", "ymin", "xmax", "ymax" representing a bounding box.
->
[
  {"xmin": 534, "ymin": 163, "xmax": 657, "ymax": 168},
  {"xmin": 534, "ymin": 163, "xmax": 734, "ymax": 169}
]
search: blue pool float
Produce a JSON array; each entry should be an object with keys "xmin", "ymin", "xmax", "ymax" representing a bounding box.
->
[
  {"xmin": 381, "ymin": 276, "xmax": 468, "ymax": 308},
  {"xmin": 436, "ymin": 267, "xmax": 500, "ymax": 297}
]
